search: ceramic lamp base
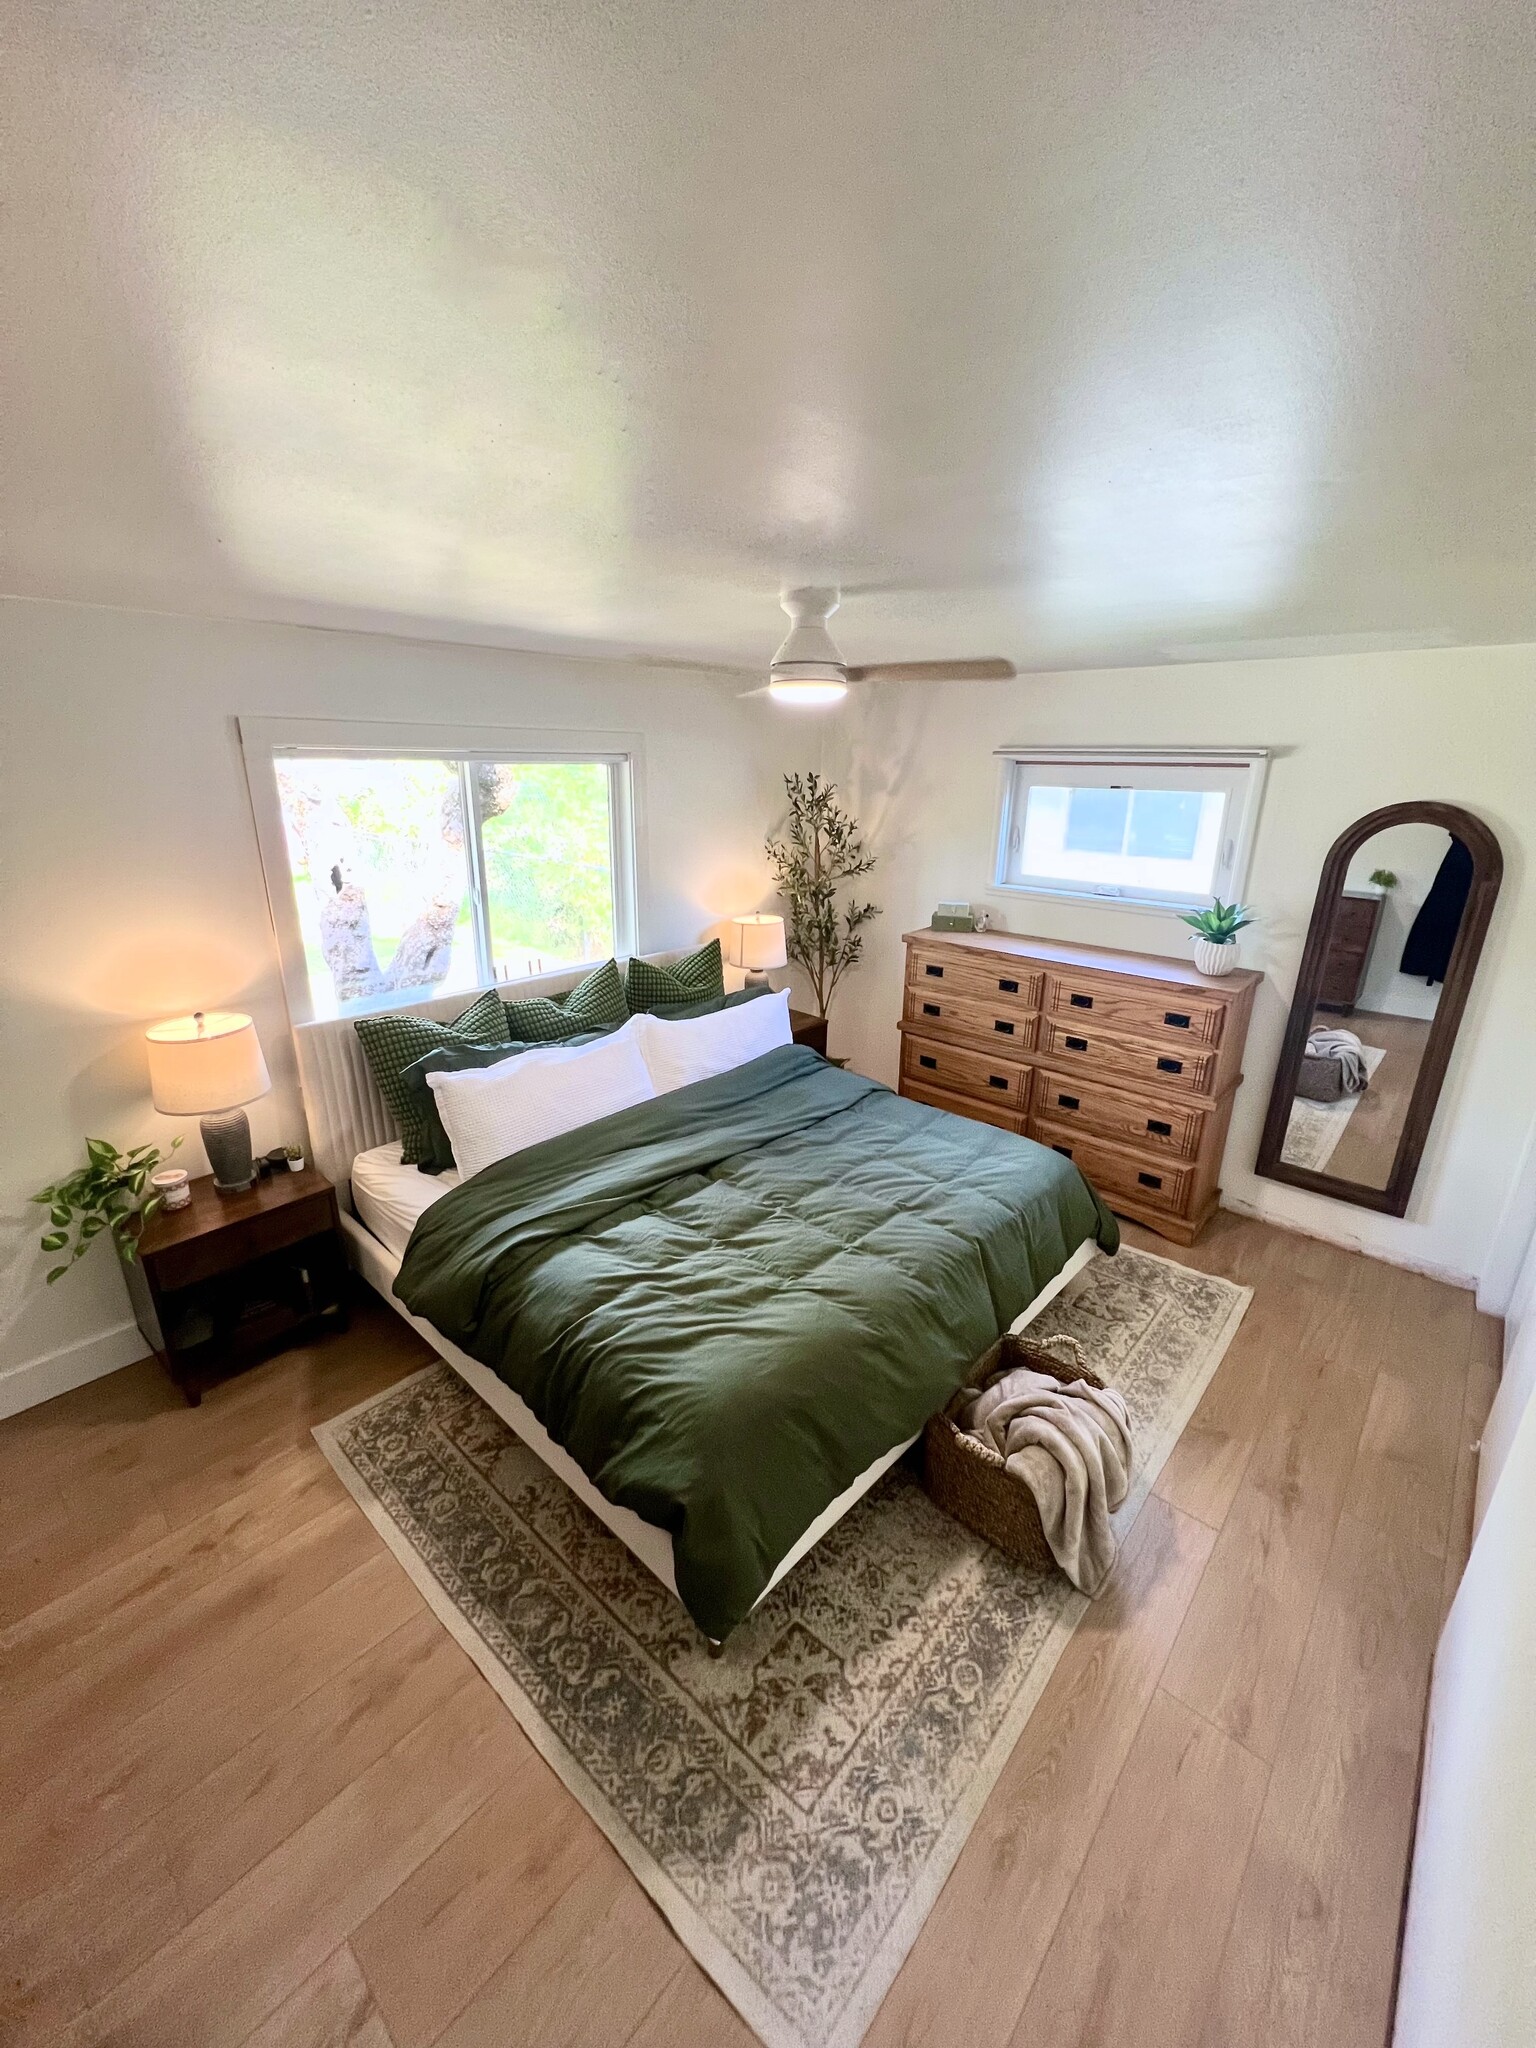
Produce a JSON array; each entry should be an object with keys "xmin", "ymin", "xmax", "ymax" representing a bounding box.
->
[
  {"xmin": 743, "ymin": 970, "xmax": 773, "ymax": 988},
  {"xmin": 201, "ymin": 1107, "xmax": 255, "ymax": 1192}
]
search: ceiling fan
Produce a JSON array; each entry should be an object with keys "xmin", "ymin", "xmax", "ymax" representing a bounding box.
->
[{"xmin": 746, "ymin": 588, "xmax": 1016, "ymax": 707}]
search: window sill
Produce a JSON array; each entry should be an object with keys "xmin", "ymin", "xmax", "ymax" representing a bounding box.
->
[{"xmin": 985, "ymin": 882, "xmax": 1209, "ymax": 918}]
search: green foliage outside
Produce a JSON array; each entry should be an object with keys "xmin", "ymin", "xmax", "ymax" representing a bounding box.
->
[{"xmin": 481, "ymin": 762, "xmax": 615, "ymax": 967}]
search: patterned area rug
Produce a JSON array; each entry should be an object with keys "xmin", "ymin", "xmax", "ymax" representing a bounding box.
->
[
  {"xmin": 1281, "ymin": 1042, "xmax": 1387, "ymax": 1171},
  {"xmin": 316, "ymin": 1245, "xmax": 1249, "ymax": 2048}
]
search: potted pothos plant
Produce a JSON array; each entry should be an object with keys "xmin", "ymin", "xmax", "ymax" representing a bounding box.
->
[
  {"xmin": 1180, "ymin": 898, "xmax": 1255, "ymax": 977},
  {"xmin": 32, "ymin": 1136, "xmax": 183, "ymax": 1283},
  {"xmin": 765, "ymin": 771, "xmax": 880, "ymax": 1029}
]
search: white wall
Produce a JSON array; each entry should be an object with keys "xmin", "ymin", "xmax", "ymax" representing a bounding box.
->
[
  {"xmin": 816, "ymin": 643, "xmax": 1535, "ymax": 1292},
  {"xmin": 0, "ymin": 597, "xmax": 788, "ymax": 1415},
  {"xmin": 1344, "ymin": 822, "xmax": 1453, "ymax": 1021}
]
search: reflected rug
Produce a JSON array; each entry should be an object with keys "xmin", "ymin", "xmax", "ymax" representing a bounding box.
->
[{"xmin": 315, "ymin": 1243, "xmax": 1249, "ymax": 2048}]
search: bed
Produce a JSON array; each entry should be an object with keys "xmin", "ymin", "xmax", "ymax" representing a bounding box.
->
[{"xmin": 295, "ymin": 961, "xmax": 1117, "ymax": 1641}]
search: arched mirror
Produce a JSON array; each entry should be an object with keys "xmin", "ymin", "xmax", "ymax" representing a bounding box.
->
[{"xmin": 1256, "ymin": 802, "xmax": 1502, "ymax": 1214}]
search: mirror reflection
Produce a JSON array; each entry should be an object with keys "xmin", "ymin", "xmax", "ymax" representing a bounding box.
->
[{"xmin": 1278, "ymin": 824, "xmax": 1472, "ymax": 1190}]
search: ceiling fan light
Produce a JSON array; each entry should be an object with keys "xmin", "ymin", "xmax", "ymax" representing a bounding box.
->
[{"xmin": 767, "ymin": 675, "xmax": 848, "ymax": 707}]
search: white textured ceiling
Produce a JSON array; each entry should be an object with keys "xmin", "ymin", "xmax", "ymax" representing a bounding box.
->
[{"xmin": 3, "ymin": 0, "xmax": 1534, "ymax": 672}]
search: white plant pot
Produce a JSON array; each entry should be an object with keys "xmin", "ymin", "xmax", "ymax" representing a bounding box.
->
[
  {"xmin": 288, "ymin": 1156, "xmax": 306, "ymax": 1173},
  {"xmin": 1192, "ymin": 937, "xmax": 1237, "ymax": 977}
]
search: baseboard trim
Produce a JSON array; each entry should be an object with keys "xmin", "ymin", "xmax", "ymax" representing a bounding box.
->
[
  {"xmin": 0, "ymin": 1319, "xmax": 153, "ymax": 1421},
  {"xmin": 1219, "ymin": 1191, "xmax": 1480, "ymax": 1294}
]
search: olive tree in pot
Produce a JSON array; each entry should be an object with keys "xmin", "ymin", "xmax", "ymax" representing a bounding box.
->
[{"xmin": 765, "ymin": 772, "xmax": 880, "ymax": 1040}]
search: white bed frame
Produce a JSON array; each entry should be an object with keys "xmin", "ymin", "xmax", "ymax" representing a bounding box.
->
[{"xmin": 293, "ymin": 959, "xmax": 1098, "ymax": 1626}]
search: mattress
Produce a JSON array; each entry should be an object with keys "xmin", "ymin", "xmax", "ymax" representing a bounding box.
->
[{"xmin": 350, "ymin": 1142, "xmax": 459, "ymax": 1261}]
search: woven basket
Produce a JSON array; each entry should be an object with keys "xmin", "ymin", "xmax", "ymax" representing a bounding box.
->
[{"xmin": 922, "ymin": 1330, "xmax": 1106, "ymax": 1571}]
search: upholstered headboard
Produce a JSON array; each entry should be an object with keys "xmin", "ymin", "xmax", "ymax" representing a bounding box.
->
[{"xmin": 293, "ymin": 952, "xmax": 688, "ymax": 1207}]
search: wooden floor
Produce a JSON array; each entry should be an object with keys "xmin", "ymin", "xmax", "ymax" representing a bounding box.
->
[
  {"xmin": 1294, "ymin": 1008, "xmax": 1434, "ymax": 1188},
  {"xmin": 0, "ymin": 1214, "xmax": 1499, "ymax": 2048}
]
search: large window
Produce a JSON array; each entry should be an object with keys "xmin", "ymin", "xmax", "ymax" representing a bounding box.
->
[
  {"xmin": 241, "ymin": 720, "xmax": 639, "ymax": 1021},
  {"xmin": 992, "ymin": 749, "xmax": 1267, "ymax": 912}
]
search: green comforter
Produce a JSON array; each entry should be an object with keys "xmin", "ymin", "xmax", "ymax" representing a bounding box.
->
[{"xmin": 394, "ymin": 1045, "xmax": 1118, "ymax": 1638}]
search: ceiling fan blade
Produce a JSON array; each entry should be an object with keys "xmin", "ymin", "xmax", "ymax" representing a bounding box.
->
[{"xmin": 845, "ymin": 657, "xmax": 1016, "ymax": 684}]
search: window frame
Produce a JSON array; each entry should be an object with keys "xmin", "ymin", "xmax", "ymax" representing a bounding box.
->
[
  {"xmin": 989, "ymin": 746, "xmax": 1269, "ymax": 915},
  {"xmin": 238, "ymin": 716, "xmax": 644, "ymax": 1024}
]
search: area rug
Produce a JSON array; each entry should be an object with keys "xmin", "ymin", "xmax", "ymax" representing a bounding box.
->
[
  {"xmin": 1281, "ymin": 1042, "xmax": 1387, "ymax": 1171},
  {"xmin": 316, "ymin": 1245, "xmax": 1249, "ymax": 2048}
]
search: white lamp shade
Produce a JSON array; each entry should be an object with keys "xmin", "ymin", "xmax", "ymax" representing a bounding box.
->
[
  {"xmin": 146, "ymin": 1011, "xmax": 272, "ymax": 1115},
  {"xmin": 730, "ymin": 914, "xmax": 788, "ymax": 973}
]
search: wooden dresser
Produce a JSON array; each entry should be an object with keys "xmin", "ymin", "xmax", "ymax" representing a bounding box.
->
[
  {"xmin": 1316, "ymin": 889, "xmax": 1382, "ymax": 1014},
  {"xmin": 897, "ymin": 928, "xmax": 1261, "ymax": 1244}
]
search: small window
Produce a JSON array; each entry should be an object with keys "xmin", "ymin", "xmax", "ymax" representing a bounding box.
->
[
  {"xmin": 241, "ymin": 720, "xmax": 639, "ymax": 1022},
  {"xmin": 992, "ymin": 749, "xmax": 1267, "ymax": 913}
]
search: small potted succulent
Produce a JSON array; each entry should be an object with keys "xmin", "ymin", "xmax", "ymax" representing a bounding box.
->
[
  {"xmin": 1369, "ymin": 868, "xmax": 1398, "ymax": 891},
  {"xmin": 1180, "ymin": 898, "xmax": 1255, "ymax": 976},
  {"xmin": 282, "ymin": 1143, "xmax": 307, "ymax": 1174},
  {"xmin": 32, "ymin": 1135, "xmax": 183, "ymax": 1283}
]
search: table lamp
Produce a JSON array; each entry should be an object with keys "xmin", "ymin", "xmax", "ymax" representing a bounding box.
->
[
  {"xmin": 146, "ymin": 1011, "xmax": 272, "ymax": 1193},
  {"xmin": 729, "ymin": 913, "xmax": 788, "ymax": 989}
]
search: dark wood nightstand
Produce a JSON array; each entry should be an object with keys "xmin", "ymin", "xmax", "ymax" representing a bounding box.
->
[
  {"xmin": 789, "ymin": 1009, "xmax": 829, "ymax": 1056},
  {"xmin": 122, "ymin": 1167, "xmax": 349, "ymax": 1405}
]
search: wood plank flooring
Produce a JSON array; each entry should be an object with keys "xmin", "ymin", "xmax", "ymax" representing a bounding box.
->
[{"xmin": 0, "ymin": 1214, "xmax": 1495, "ymax": 2048}]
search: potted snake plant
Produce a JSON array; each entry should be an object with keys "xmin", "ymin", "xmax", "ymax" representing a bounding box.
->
[{"xmin": 1180, "ymin": 898, "xmax": 1255, "ymax": 977}]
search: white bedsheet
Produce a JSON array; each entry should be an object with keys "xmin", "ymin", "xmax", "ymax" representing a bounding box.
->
[{"xmin": 350, "ymin": 1142, "xmax": 459, "ymax": 1261}]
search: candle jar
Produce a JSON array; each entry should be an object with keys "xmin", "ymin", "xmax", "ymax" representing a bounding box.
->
[{"xmin": 151, "ymin": 1167, "xmax": 191, "ymax": 1211}]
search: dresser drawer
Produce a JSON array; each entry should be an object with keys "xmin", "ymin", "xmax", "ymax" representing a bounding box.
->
[
  {"xmin": 907, "ymin": 945, "xmax": 1045, "ymax": 1011},
  {"xmin": 900, "ymin": 1033, "xmax": 1032, "ymax": 1111},
  {"xmin": 1045, "ymin": 972, "xmax": 1226, "ymax": 1048},
  {"xmin": 1028, "ymin": 1122, "xmax": 1195, "ymax": 1218},
  {"xmin": 1040, "ymin": 1017, "xmax": 1216, "ymax": 1096},
  {"xmin": 1031, "ymin": 1068, "xmax": 1207, "ymax": 1160},
  {"xmin": 902, "ymin": 986, "xmax": 1039, "ymax": 1052},
  {"xmin": 900, "ymin": 1077, "xmax": 1026, "ymax": 1133}
]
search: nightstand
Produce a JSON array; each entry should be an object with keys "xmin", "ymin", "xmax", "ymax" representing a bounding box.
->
[
  {"xmin": 789, "ymin": 1009, "xmax": 829, "ymax": 1056},
  {"xmin": 122, "ymin": 1167, "xmax": 349, "ymax": 1405}
]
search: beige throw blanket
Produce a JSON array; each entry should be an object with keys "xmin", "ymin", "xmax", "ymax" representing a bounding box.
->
[{"xmin": 958, "ymin": 1368, "xmax": 1134, "ymax": 1596}]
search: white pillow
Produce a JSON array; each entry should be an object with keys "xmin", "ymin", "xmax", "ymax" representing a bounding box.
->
[
  {"xmin": 633, "ymin": 988, "xmax": 794, "ymax": 1095},
  {"xmin": 425, "ymin": 1020, "xmax": 656, "ymax": 1181}
]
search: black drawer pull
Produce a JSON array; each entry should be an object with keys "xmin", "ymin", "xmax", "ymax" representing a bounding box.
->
[
  {"xmin": 1164, "ymin": 1011, "xmax": 1191, "ymax": 1029},
  {"xmin": 993, "ymin": 1019, "xmax": 1015, "ymax": 1035},
  {"xmin": 1052, "ymin": 1144, "xmax": 1073, "ymax": 1158},
  {"xmin": 1066, "ymin": 1035, "xmax": 1088, "ymax": 1052},
  {"xmin": 1137, "ymin": 1171, "xmax": 1164, "ymax": 1190},
  {"xmin": 1147, "ymin": 1117, "xmax": 1172, "ymax": 1136},
  {"xmin": 922, "ymin": 1002, "xmax": 940, "ymax": 1016},
  {"xmin": 1157, "ymin": 1056, "xmax": 1183, "ymax": 1074},
  {"xmin": 988, "ymin": 1075, "xmax": 1008, "ymax": 1090},
  {"xmin": 1057, "ymin": 1093, "xmax": 1080, "ymax": 1111},
  {"xmin": 925, "ymin": 964, "xmax": 944, "ymax": 978},
  {"xmin": 998, "ymin": 977, "xmax": 1019, "ymax": 994},
  {"xmin": 918, "ymin": 1054, "xmax": 937, "ymax": 1070},
  {"xmin": 1070, "ymin": 992, "xmax": 1094, "ymax": 1009}
]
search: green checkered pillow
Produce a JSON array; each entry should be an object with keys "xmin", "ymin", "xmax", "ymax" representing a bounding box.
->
[
  {"xmin": 625, "ymin": 939, "xmax": 725, "ymax": 1014},
  {"xmin": 354, "ymin": 989, "xmax": 509, "ymax": 1165},
  {"xmin": 501, "ymin": 957, "xmax": 629, "ymax": 1044}
]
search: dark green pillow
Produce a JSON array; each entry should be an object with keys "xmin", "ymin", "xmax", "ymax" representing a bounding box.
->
[
  {"xmin": 354, "ymin": 989, "xmax": 509, "ymax": 1165},
  {"xmin": 625, "ymin": 939, "xmax": 726, "ymax": 1014},
  {"xmin": 400, "ymin": 1034, "xmax": 611, "ymax": 1174},
  {"xmin": 502, "ymin": 957, "xmax": 629, "ymax": 1043},
  {"xmin": 648, "ymin": 984, "xmax": 771, "ymax": 1022}
]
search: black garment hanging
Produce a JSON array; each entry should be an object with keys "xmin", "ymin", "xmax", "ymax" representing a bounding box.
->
[{"xmin": 1400, "ymin": 837, "xmax": 1473, "ymax": 984}]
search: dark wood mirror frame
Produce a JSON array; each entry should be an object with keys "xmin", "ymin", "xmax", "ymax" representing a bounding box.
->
[{"xmin": 1256, "ymin": 801, "xmax": 1503, "ymax": 1216}]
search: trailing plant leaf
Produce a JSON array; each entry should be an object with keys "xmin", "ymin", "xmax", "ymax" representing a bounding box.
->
[
  {"xmin": 32, "ymin": 1135, "xmax": 182, "ymax": 1282},
  {"xmin": 765, "ymin": 771, "xmax": 881, "ymax": 1020}
]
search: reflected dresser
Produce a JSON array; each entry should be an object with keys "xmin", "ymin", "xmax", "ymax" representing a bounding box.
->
[{"xmin": 897, "ymin": 928, "xmax": 1261, "ymax": 1244}]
